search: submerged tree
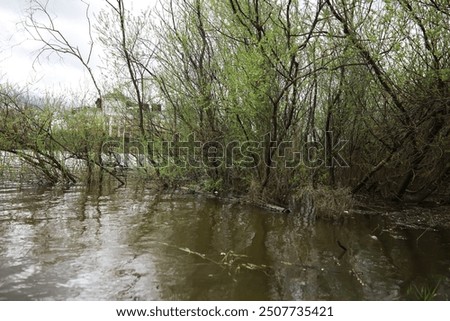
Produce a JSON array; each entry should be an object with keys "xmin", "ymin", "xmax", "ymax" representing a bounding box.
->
[{"xmin": 2, "ymin": 0, "xmax": 449, "ymax": 203}]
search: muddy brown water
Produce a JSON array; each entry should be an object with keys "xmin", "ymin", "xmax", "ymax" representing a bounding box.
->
[{"xmin": 0, "ymin": 181, "xmax": 449, "ymax": 300}]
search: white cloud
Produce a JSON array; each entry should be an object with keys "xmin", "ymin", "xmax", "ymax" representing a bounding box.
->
[{"xmin": 0, "ymin": 0, "xmax": 158, "ymax": 98}]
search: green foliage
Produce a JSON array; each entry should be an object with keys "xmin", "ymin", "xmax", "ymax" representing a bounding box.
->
[
  {"xmin": 53, "ymin": 107, "xmax": 106, "ymax": 159},
  {"xmin": 6, "ymin": 0, "xmax": 450, "ymax": 202},
  {"xmin": 407, "ymin": 279, "xmax": 441, "ymax": 301},
  {"xmin": 201, "ymin": 177, "xmax": 223, "ymax": 193}
]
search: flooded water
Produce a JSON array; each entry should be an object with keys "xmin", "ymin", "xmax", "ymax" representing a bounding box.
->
[{"xmin": 1, "ymin": 181, "xmax": 449, "ymax": 300}]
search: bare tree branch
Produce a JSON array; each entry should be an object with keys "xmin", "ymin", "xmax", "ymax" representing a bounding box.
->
[{"xmin": 24, "ymin": 0, "xmax": 102, "ymax": 107}]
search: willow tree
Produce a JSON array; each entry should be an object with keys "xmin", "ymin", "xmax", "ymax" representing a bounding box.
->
[
  {"xmin": 0, "ymin": 86, "xmax": 77, "ymax": 184},
  {"xmin": 322, "ymin": 0, "xmax": 450, "ymax": 201},
  {"xmin": 96, "ymin": 0, "xmax": 158, "ymax": 139},
  {"xmin": 203, "ymin": 0, "xmax": 333, "ymax": 199},
  {"xmin": 150, "ymin": 0, "xmax": 345, "ymax": 199},
  {"xmin": 148, "ymin": 0, "xmax": 225, "ymax": 184}
]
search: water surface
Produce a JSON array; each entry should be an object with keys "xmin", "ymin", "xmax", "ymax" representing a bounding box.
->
[{"xmin": 1, "ymin": 182, "xmax": 449, "ymax": 300}]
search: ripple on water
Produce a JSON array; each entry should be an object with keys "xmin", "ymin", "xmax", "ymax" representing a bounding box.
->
[{"xmin": 1, "ymin": 182, "xmax": 450, "ymax": 300}]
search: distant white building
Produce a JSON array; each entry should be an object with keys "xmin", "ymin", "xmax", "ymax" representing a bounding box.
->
[
  {"xmin": 101, "ymin": 92, "xmax": 136, "ymax": 138},
  {"xmin": 102, "ymin": 93, "xmax": 162, "ymax": 138}
]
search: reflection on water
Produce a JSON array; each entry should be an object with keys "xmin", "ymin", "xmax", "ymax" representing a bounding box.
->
[{"xmin": 0, "ymin": 181, "xmax": 449, "ymax": 300}]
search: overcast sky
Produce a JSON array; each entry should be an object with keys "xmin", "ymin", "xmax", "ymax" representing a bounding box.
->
[{"xmin": 0, "ymin": 0, "xmax": 157, "ymax": 98}]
